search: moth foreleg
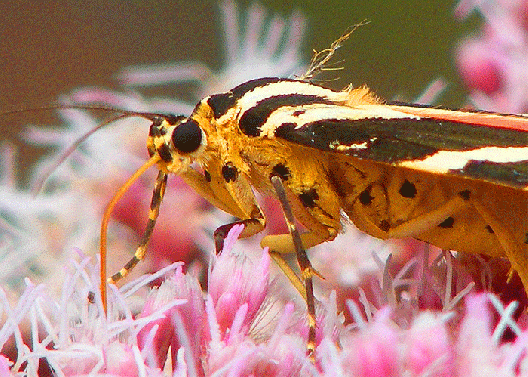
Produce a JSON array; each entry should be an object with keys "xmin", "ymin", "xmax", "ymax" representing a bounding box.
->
[
  {"xmin": 180, "ymin": 167, "xmax": 267, "ymax": 253},
  {"xmin": 179, "ymin": 167, "xmax": 242, "ymax": 216},
  {"xmin": 108, "ymin": 170, "xmax": 168, "ymax": 284},
  {"xmin": 213, "ymin": 217, "xmax": 265, "ymax": 253}
]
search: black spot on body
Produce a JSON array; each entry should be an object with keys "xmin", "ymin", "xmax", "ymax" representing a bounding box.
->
[
  {"xmin": 525, "ymin": 232, "xmax": 528, "ymax": 244},
  {"xmin": 459, "ymin": 190, "xmax": 471, "ymax": 200},
  {"xmin": 158, "ymin": 144, "xmax": 172, "ymax": 162},
  {"xmin": 299, "ymin": 188, "xmax": 319, "ymax": 208},
  {"xmin": 439, "ymin": 217, "xmax": 455, "ymax": 228},
  {"xmin": 271, "ymin": 163, "xmax": 291, "ymax": 180},
  {"xmin": 222, "ymin": 163, "xmax": 238, "ymax": 183},
  {"xmin": 359, "ymin": 187, "xmax": 373, "ymax": 205},
  {"xmin": 147, "ymin": 145, "xmax": 155, "ymax": 157},
  {"xmin": 486, "ymin": 225, "xmax": 495, "ymax": 234},
  {"xmin": 399, "ymin": 179, "xmax": 417, "ymax": 198},
  {"xmin": 379, "ymin": 220, "xmax": 391, "ymax": 232},
  {"xmin": 204, "ymin": 170, "xmax": 212, "ymax": 182},
  {"xmin": 171, "ymin": 119, "xmax": 202, "ymax": 153}
]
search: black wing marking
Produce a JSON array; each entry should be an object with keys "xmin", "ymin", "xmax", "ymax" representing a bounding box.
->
[{"xmin": 273, "ymin": 116, "xmax": 528, "ymax": 188}]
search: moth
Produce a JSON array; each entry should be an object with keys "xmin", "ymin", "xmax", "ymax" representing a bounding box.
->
[{"xmin": 96, "ymin": 74, "xmax": 528, "ymax": 357}]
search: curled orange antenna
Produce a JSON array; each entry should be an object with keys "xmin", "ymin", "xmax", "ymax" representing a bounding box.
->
[{"xmin": 100, "ymin": 155, "xmax": 161, "ymax": 313}]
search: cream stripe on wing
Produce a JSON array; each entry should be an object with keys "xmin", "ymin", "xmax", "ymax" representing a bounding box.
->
[{"xmin": 399, "ymin": 146, "xmax": 528, "ymax": 173}]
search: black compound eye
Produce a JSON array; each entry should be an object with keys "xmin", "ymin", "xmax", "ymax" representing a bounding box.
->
[{"xmin": 171, "ymin": 119, "xmax": 203, "ymax": 153}]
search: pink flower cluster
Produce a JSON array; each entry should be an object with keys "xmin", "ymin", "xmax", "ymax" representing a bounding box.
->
[{"xmin": 2, "ymin": 224, "xmax": 528, "ymax": 375}]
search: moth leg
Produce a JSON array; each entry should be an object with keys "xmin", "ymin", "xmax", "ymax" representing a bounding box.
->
[
  {"xmin": 268, "ymin": 251, "xmax": 306, "ymax": 299},
  {"xmin": 263, "ymin": 230, "xmax": 338, "ymax": 254},
  {"xmin": 181, "ymin": 166, "xmax": 266, "ymax": 253},
  {"xmin": 470, "ymin": 198, "xmax": 528, "ymax": 291},
  {"xmin": 179, "ymin": 167, "xmax": 242, "ymax": 216},
  {"xmin": 261, "ymin": 185, "xmax": 338, "ymax": 254},
  {"xmin": 108, "ymin": 170, "xmax": 168, "ymax": 284},
  {"xmin": 213, "ymin": 216, "xmax": 265, "ymax": 254},
  {"xmin": 350, "ymin": 190, "xmax": 471, "ymax": 240},
  {"xmin": 261, "ymin": 177, "xmax": 338, "ymax": 297},
  {"xmin": 270, "ymin": 176, "xmax": 317, "ymax": 359}
]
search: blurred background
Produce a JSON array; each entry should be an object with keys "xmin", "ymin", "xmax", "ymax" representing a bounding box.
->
[{"xmin": 0, "ymin": 0, "xmax": 478, "ymax": 178}]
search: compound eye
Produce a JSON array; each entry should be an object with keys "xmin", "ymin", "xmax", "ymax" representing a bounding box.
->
[{"xmin": 171, "ymin": 119, "xmax": 203, "ymax": 153}]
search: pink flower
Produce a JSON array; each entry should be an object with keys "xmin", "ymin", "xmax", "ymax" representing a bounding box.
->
[
  {"xmin": 208, "ymin": 225, "xmax": 270, "ymax": 335},
  {"xmin": 456, "ymin": 36, "xmax": 504, "ymax": 94},
  {"xmin": 134, "ymin": 225, "xmax": 310, "ymax": 376},
  {"xmin": 404, "ymin": 312, "xmax": 453, "ymax": 376},
  {"xmin": 455, "ymin": 0, "xmax": 528, "ymax": 112},
  {"xmin": 342, "ymin": 309, "xmax": 399, "ymax": 377},
  {"xmin": 0, "ymin": 356, "xmax": 14, "ymax": 376},
  {"xmin": 2, "ymin": 226, "xmax": 528, "ymax": 375},
  {"xmin": 136, "ymin": 264, "xmax": 207, "ymax": 372}
]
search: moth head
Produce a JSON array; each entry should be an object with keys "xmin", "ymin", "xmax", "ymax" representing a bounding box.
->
[{"xmin": 147, "ymin": 114, "xmax": 207, "ymax": 173}]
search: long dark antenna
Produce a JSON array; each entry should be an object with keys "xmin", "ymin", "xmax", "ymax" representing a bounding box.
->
[{"xmin": 1, "ymin": 104, "xmax": 171, "ymax": 194}]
